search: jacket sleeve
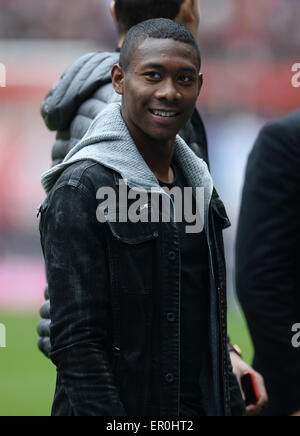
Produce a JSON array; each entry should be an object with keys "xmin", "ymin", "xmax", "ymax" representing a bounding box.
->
[
  {"xmin": 40, "ymin": 184, "xmax": 126, "ymax": 416},
  {"xmin": 236, "ymin": 122, "xmax": 300, "ymax": 415}
]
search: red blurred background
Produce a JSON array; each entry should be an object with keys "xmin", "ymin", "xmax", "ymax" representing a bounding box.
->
[{"xmin": 0, "ymin": 0, "xmax": 299, "ymax": 310}]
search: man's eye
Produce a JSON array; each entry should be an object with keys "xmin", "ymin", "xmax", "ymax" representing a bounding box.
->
[
  {"xmin": 178, "ymin": 75, "xmax": 193, "ymax": 84},
  {"xmin": 144, "ymin": 72, "xmax": 161, "ymax": 80}
]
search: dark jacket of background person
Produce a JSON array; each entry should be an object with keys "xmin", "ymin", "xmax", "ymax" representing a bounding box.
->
[
  {"xmin": 236, "ymin": 109, "xmax": 300, "ymax": 416},
  {"xmin": 37, "ymin": 50, "xmax": 210, "ymax": 356}
]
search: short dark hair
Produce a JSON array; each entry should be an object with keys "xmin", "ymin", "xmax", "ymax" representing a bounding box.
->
[
  {"xmin": 119, "ymin": 18, "xmax": 201, "ymax": 72},
  {"xmin": 115, "ymin": 0, "xmax": 185, "ymax": 35}
]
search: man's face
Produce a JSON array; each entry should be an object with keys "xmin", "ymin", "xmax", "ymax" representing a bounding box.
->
[{"xmin": 112, "ymin": 38, "xmax": 202, "ymax": 145}]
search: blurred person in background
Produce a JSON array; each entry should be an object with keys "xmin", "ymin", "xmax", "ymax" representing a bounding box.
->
[
  {"xmin": 40, "ymin": 0, "xmax": 208, "ymax": 169},
  {"xmin": 38, "ymin": 0, "xmax": 267, "ymax": 414},
  {"xmin": 236, "ymin": 109, "xmax": 300, "ymax": 416}
]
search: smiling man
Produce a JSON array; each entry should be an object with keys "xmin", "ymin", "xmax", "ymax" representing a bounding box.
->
[
  {"xmin": 39, "ymin": 18, "xmax": 246, "ymax": 416},
  {"xmin": 113, "ymin": 28, "xmax": 202, "ymax": 184}
]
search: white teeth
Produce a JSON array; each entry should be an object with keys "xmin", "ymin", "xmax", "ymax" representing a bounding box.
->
[{"xmin": 152, "ymin": 110, "xmax": 177, "ymax": 117}]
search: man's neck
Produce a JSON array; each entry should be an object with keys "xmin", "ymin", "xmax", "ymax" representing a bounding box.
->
[
  {"xmin": 122, "ymin": 111, "xmax": 176, "ymax": 183},
  {"xmin": 133, "ymin": 132, "xmax": 176, "ymax": 184},
  {"xmin": 136, "ymin": 139, "xmax": 176, "ymax": 184}
]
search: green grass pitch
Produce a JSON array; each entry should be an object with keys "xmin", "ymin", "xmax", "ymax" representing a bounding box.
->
[{"xmin": 0, "ymin": 310, "xmax": 253, "ymax": 416}]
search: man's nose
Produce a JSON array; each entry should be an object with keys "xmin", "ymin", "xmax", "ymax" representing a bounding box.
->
[{"xmin": 155, "ymin": 78, "xmax": 181, "ymax": 101}]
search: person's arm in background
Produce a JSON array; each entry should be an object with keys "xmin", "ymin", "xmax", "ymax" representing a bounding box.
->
[
  {"xmin": 40, "ymin": 182, "xmax": 126, "ymax": 416},
  {"xmin": 236, "ymin": 117, "xmax": 300, "ymax": 416}
]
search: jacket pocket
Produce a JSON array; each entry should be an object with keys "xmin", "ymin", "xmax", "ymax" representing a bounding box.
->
[
  {"xmin": 105, "ymin": 219, "xmax": 157, "ymax": 352},
  {"xmin": 106, "ymin": 215, "xmax": 159, "ymax": 245},
  {"xmin": 106, "ymin": 219, "xmax": 159, "ymax": 294}
]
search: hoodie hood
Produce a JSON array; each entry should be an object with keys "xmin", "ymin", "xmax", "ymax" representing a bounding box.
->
[
  {"xmin": 41, "ymin": 103, "xmax": 214, "ymax": 228},
  {"xmin": 41, "ymin": 51, "xmax": 120, "ymax": 132}
]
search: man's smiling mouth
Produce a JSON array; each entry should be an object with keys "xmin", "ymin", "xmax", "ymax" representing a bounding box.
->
[{"xmin": 149, "ymin": 109, "xmax": 180, "ymax": 118}]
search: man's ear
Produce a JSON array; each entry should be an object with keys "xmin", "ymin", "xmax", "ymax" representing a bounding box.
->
[
  {"xmin": 198, "ymin": 73, "xmax": 203, "ymax": 96},
  {"xmin": 177, "ymin": 0, "xmax": 194, "ymax": 25},
  {"xmin": 111, "ymin": 64, "xmax": 125, "ymax": 95},
  {"xmin": 110, "ymin": 1, "xmax": 117, "ymax": 24}
]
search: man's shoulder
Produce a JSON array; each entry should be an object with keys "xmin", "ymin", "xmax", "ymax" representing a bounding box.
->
[
  {"xmin": 269, "ymin": 109, "xmax": 300, "ymax": 133},
  {"xmin": 249, "ymin": 110, "xmax": 300, "ymax": 168},
  {"xmin": 258, "ymin": 110, "xmax": 300, "ymax": 148},
  {"xmin": 40, "ymin": 160, "xmax": 116, "ymax": 236},
  {"xmin": 50, "ymin": 160, "xmax": 116, "ymax": 198}
]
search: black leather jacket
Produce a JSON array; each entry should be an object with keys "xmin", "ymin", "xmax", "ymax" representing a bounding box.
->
[
  {"xmin": 39, "ymin": 159, "xmax": 244, "ymax": 416},
  {"xmin": 38, "ymin": 51, "xmax": 245, "ymax": 416}
]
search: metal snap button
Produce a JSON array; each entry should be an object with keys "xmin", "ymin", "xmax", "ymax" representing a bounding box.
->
[
  {"xmin": 167, "ymin": 313, "xmax": 176, "ymax": 323},
  {"xmin": 168, "ymin": 251, "xmax": 176, "ymax": 261},
  {"xmin": 165, "ymin": 373, "xmax": 174, "ymax": 383}
]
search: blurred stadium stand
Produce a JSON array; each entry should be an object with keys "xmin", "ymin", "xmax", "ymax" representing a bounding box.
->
[{"xmin": 0, "ymin": 0, "xmax": 299, "ymax": 310}]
